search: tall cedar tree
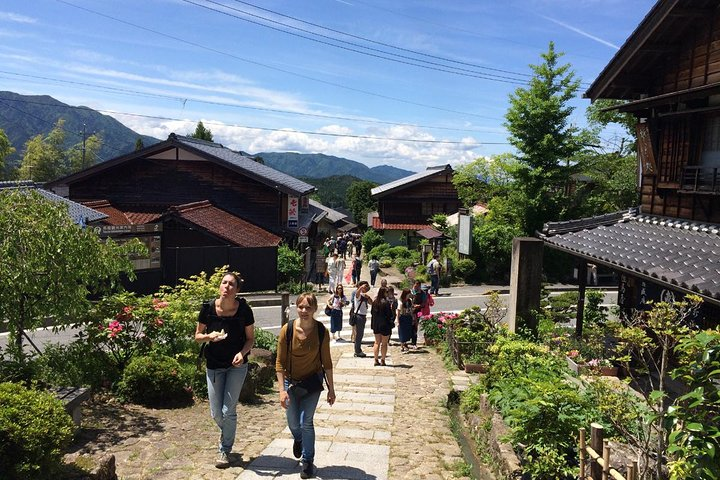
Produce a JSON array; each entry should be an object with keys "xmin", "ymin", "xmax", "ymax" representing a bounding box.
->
[
  {"xmin": 504, "ymin": 42, "xmax": 586, "ymax": 234},
  {"xmin": 190, "ymin": 121, "xmax": 213, "ymax": 141}
]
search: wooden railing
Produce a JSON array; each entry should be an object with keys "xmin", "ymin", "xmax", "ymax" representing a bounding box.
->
[
  {"xmin": 681, "ymin": 166, "xmax": 720, "ymax": 193},
  {"xmin": 579, "ymin": 423, "xmax": 638, "ymax": 480}
]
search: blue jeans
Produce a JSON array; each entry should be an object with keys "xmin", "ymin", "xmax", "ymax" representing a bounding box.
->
[
  {"xmin": 430, "ymin": 274, "xmax": 440, "ymax": 294},
  {"xmin": 284, "ymin": 379, "xmax": 322, "ymax": 463},
  {"xmin": 370, "ymin": 270, "xmax": 378, "ymax": 286},
  {"xmin": 207, "ymin": 363, "xmax": 249, "ymax": 453}
]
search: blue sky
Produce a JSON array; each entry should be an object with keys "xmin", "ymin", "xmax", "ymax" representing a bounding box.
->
[{"xmin": 0, "ymin": 0, "xmax": 655, "ymax": 172}]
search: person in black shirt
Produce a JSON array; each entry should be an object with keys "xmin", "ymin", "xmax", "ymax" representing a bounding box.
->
[{"xmin": 195, "ymin": 272, "xmax": 255, "ymax": 468}]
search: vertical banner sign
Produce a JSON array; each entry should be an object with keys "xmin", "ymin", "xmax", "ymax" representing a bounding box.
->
[
  {"xmin": 636, "ymin": 122, "xmax": 656, "ymax": 175},
  {"xmin": 458, "ymin": 213, "xmax": 473, "ymax": 255},
  {"xmin": 288, "ymin": 196, "xmax": 299, "ymax": 228}
]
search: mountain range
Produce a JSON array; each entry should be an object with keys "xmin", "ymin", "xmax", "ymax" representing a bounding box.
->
[{"xmin": 0, "ymin": 91, "xmax": 414, "ymax": 184}]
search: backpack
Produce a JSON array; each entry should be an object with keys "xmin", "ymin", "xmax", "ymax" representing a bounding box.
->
[{"xmin": 427, "ymin": 259, "xmax": 438, "ymax": 275}]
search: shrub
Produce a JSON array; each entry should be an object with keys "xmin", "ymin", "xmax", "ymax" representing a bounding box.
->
[
  {"xmin": 453, "ymin": 258, "xmax": 476, "ymax": 281},
  {"xmin": 277, "ymin": 243, "xmax": 303, "ymax": 285},
  {"xmin": 387, "ymin": 246, "xmax": 413, "ymax": 259},
  {"xmin": 116, "ymin": 354, "xmax": 192, "ymax": 407},
  {"xmin": 35, "ymin": 342, "xmax": 118, "ymax": 391},
  {"xmin": 460, "ymin": 382, "xmax": 487, "ymax": 414},
  {"xmin": 419, "ymin": 312, "xmax": 458, "ymax": 343},
  {"xmin": 367, "ymin": 242, "xmax": 391, "ymax": 261},
  {"xmin": 0, "ymin": 382, "xmax": 75, "ymax": 480},
  {"xmin": 362, "ymin": 228, "xmax": 385, "ymax": 253},
  {"xmin": 254, "ymin": 328, "xmax": 278, "ymax": 355}
]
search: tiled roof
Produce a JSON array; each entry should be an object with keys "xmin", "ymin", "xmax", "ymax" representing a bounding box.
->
[
  {"xmin": 371, "ymin": 217, "xmax": 430, "ymax": 231},
  {"xmin": 309, "ymin": 199, "xmax": 347, "ymax": 223},
  {"xmin": 416, "ymin": 227, "xmax": 444, "ymax": 239},
  {"xmin": 371, "ymin": 164, "xmax": 452, "ymax": 198},
  {"xmin": 0, "ymin": 181, "xmax": 107, "ymax": 225},
  {"xmin": 83, "ymin": 201, "xmax": 162, "ymax": 225},
  {"xmin": 167, "ymin": 201, "xmax": 281, "ymax": 248},
  {"xmin": 173, "ymin": 135, "xmax": 316, "ymax": 197},
  {"xmin": 540, "ymin": 211, "xmax": 720, "ymax": 303}
]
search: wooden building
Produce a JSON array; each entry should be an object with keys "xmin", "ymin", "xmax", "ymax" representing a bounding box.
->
[
  {"xmin": 369, "ymin": 164, "xmax": 460, "ymax": 247},
  {"xmin": 47, "ymin": 134, "xmax": 316, "ymax": 293},
  {"xmin": 539, "ymin": 0, "xmax": 720, "ymax": 324}
]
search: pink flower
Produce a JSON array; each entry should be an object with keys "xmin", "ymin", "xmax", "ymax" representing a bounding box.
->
[
  {"xmin": 567, "ymin": 350, "xmax": 580, "ymax": 358},
  {"xmin": 155, "ymin": 318, "xmax": 164, "ymax": 326}
]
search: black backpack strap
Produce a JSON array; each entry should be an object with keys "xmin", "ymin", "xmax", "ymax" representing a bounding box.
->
[{"xmin": 286, "ymin": 319, "xmax": 294, "ymax": 378}]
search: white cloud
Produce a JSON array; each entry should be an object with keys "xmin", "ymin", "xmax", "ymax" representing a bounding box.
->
[{"xmin": 0, "ymin": 12, "xmax": 37, "ymax": 24}]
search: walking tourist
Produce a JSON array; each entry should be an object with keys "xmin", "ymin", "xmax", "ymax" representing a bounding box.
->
[
  {"xmin": 194, "ymin": 272, "xmax": 255, "ymax": 468},
  {"xmin": 370, "ymin": 286, "xmax": 393, "ymax": 366},
  {"xmin": 397, "ymin": 289, "xmax": 414, "ymax": 353},
  {"xmin": 353, "ymin": 281, "xmax": 372, "ymax": 357},
  {"xmin": 276, "ymin": 292, "xmax": 336, "ymax": 479},
  {"xmin": 326, "ymin": 285, "xmax": 347, "ymax": 341},
  {"xmin": 368, "ymin": 256, "xmax": 380, "ymax": 287},
  {"xmin": 427, "ymin": 254, "xmax": 441, "ymax": 295}
]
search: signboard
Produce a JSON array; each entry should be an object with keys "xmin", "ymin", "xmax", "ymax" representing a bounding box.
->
[
  {"xmin": 99, "ymin": 223, "xmax": 162, "ymax": 235},
  {"xmin": 299, "ymin": 235, "xmax": 309, "ymax": 243},
  {"xmin": 287, "ymin": 196, "xmax": 299, "ymax": 228},
  {"xmin": 298, "ymin": 226, "xmax": 308, "ymax": 236},
  {"xmin": 115, "ymin": 235, "xmax": 161, "ymax": 270},
  {"xmin": 458, "ymin": 213, "xmax": 473, "ymax": 255}
]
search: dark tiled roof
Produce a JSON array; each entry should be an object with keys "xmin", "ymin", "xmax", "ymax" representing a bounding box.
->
[
  {"xmin": 416, "ymin": 227, "xmax": 444, "ymax": 239},
  {"xmin": 168, "ymin": 201, "xmax": 281, "ymax": 248},
  {"xmin": 371, "ymin": 164, "xmax": 452, "ymax": 198},
  {"xmin": 173, "ymin": 135, "xmax": 315, "ymax": 197},
  {"xmin": 540, "ymin": 211, "xmax": 720, "ymax": 303},
  {"xmin": 0, "ymin": 181, "xmax": 107, "ymax": 225}
]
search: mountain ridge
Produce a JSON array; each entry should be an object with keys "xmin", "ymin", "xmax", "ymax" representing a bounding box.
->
[{"xmin": 0, "ymin": 92, "xmax": 415, "ymax": 184}]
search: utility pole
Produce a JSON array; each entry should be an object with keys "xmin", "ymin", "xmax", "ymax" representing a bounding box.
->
[{"xmin": 82, "ymin": 123, "xmax": 86, "ymax": 168}]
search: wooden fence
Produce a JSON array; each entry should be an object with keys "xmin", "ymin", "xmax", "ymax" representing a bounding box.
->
[{"xmin": 580, "ymin": 423, "xmax": 638, "ymax": 480}]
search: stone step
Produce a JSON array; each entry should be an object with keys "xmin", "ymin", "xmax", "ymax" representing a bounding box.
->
[{"xmin": 235, "ymin": 438, "xmax": 389, "ymax": 480}]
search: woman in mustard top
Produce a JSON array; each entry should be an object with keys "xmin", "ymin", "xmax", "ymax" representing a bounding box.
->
[{"xmin": 276, "ymin": 292, "xmax": 336, "ymax": 479}]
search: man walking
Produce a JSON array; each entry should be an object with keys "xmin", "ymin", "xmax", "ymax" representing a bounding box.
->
[
  {"xmin": 427, "ymin": 254, "xmax": 441, "ymax": 295},
  {"xmin": 368, "ymin": 256, "xmax": 380, "ymax": 287}
]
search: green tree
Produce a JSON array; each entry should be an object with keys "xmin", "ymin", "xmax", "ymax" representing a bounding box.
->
[
  {"xmin": 0, "ymin": 189, "xmax": 144, "ymax": 361},
  {"xmin": 18, "ymin": 119, "xmax": 68, "ymax": 182},
  {"xmin": 0, "ymin": 129, "xmax": 16, "ymax": 180},
  {"xmin": 453, "ymin": 153, "xmax": 518, "ymax": 207},
  {"xmin": 504, "ymin": 42, "xmax": 590, "ymax": 234},
  {"xmin": 346, "ymin": 180, "xmax": 377, "ymax": 226},
  {"xmin": 68, "ymin": 132, "xmax": 103, "ymax": 173},
  {"xmin": 189, "ymin": 121, "xmax": 213, "ymax": 141}
]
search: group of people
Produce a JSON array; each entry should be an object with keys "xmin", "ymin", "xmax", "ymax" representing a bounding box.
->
[
  {"xmin": 193, "ymin": 254, "xmax": 438, "ymax": 477},
  {"xmin": 195, "ymin": 272, "xmax": 335, "ymax": 479}
]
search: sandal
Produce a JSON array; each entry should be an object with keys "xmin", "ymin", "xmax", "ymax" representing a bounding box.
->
[
  {"xmin": 374, "ymin": 360, "xmax": 380, "ymax": 366},
  {"xmin": 381, "ymin": 360, "xmax": 387, "ymax": 366}
]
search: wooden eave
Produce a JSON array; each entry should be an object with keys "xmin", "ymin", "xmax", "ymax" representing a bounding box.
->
[{"xmin": 585, "ymin": 0, "xmax": 719, "ymax": 101}]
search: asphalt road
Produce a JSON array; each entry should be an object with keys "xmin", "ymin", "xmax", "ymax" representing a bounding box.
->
[{"xmin": 0, "ymin": 286, "xmax": 617, "ymax": 354}]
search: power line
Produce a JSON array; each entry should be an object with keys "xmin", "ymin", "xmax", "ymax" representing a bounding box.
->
[
  {"xmin": 0, "ymin": 96, "xmax": 509, "ymax": 146},
  {"xmin": 181, "ymin": 0, "xmax": 528, "ymax": 84},
  {"xmin": 0, "ymin": 70, "xmax": 507, "ymax": 133},
  {"xmin": 229, "ymin": 0, "xmax": 534, "ymax": 79},
  {"xmin": 54, "ymin": 0, "xmax": 501, "ymax": 119}
]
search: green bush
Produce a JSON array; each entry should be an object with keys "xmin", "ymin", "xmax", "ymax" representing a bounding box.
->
[
  {"xmin": 453, "ymin": 258, "xmax": 476, "ymax": 281},
  {"xmin": 460, "ymin": 382, "xmax": 487, "ymax": 414},
  {"xmin": 367, "ymin": 242, "xmax": 391, "ymax": 261},
  {"xmin": 387, "ymin": 246, "xmax": 413, "ymax": 259},
  {"xmin": 362, "ymin": 228, "xmax": 385, "ymax": 253},
  {"xmin": 116, "ymin": 354, "xmax": 192, "ymax": 407},
  {"xmin": 277, "ymin": 243, "xmax": 303, "ymax": 285},
  {"xmin": 254, "ymin": 328, "xmax": 278, "ymax": 355},
  {"xmin": 0, "ymin": 382, "xmax": 75, "ymax": 480},
  {"xmin": 35, "ymin": 342, "xmax": 118, "ymax": 391}
]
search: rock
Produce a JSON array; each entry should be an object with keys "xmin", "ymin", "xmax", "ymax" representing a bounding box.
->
[{"xmin": 62, "ymin": 453, "xmax": 117, "ymax": 480}]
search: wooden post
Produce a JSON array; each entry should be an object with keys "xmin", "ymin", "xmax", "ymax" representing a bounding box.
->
[
  {"xmin": 576, "ymin": 259, "xmax": 587, "ymax": 338},
  {"xmin": 590, "ymin": 423, "xmax": 604, "ymax": 480},
  {"xmin": 281, "ymin": 292, "xmax": 290, "ymax": 326},
  {"xmin": 627, "ymin": 462, "xmax": 636, "ymax": 480},
  {"xmin": 579, "ymin": 427, "xmax": 587, "ymax": 479},
  {"xmin": 602, "ymin": 439, "xmax": 610, "ymax": 480},
  {"xmin": 507, "ymin": 237, "xmax": 543, "ymax": 334},
  {"xmin": 631, "ymin": 461, "xmax": 638, "ymax": 480}
]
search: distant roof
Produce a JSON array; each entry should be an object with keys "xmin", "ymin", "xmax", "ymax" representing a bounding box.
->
[
  {"xmin": 416, "ymin": 227, "xmax": 445, "ymax": 239},
  {"xmin": 371, "ymin": 164, "xmax": 453, "ymax": 198},
  {"xmin": 0, "ymin": 180, "xmax": 107, "ymax": 225},
  {"xmin": 309, "ymin": 199, "xmax": 347, "ymax": 223},
  {"xmin": 166, "ymin": 200, "xmax": 282, "ymax": 248},
  {"xmin": 539, "ymin": 210, "xmax": 720, "ymax": 305},
  {"xmin": 371, "ymin": 217, "xmax": 429, "ymax": 231},
  {"xmin": 447, "ymin": 204, "xmax": 489, "ymax": 226},
  {"xmin": 47, "ymin": 134, "xmax": 316, "ymax": 197},
  {"xmin": 83, "ymin": 201, "xmax": 163, "ymax": 225},
  {"xmin": 172, "ymin": 135, "xmax": 315, "ymax": 196}
]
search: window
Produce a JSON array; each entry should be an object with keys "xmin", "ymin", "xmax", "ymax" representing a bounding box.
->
[{"xmin": 700, "ymin": 115, "xmax": 720, "ymax": 168}]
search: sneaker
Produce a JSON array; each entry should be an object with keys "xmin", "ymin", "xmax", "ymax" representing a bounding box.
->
[
  {"xmin": 293, "ymin": 439, "xmax": 302, "ymax": 459},
  {"xmin": 300, "ymin": 461, "xmax": 316, "ymax": 479},
  {"xmin": 354, "ymin": 352, "xmax": 367, "ymax": 358},
  {"xmin": 215, "ymin": 451, "xmax": 230, "ymax": 468}
]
